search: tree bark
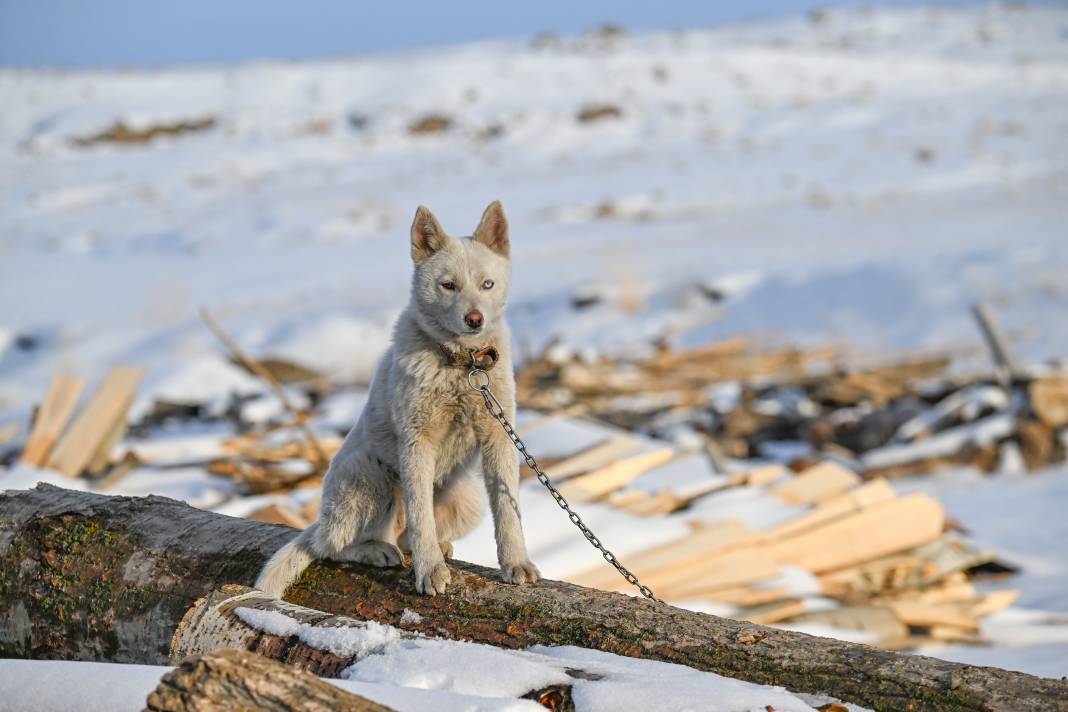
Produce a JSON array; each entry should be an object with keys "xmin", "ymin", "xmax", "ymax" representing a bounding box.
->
[
  {"xmin": 144, "ymin": 649, "xmax": 394, "ymax": 712},
  {"xmin": 2, "ymin": 484, "xmax": 1065, "ymax": 712},
  {"xmin": 170, "ymin": 584, "xmax": 411, "ymax": 678}
]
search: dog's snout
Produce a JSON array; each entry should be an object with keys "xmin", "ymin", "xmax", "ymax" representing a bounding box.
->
[{"xmin": 464, "ymin": 310, "xmax": 484, "ymax": 329}]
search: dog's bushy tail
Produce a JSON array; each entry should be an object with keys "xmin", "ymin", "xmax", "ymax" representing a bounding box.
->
[{"xmin": 255, "ymin": 524, "xmax": 317, "ymax": 598}]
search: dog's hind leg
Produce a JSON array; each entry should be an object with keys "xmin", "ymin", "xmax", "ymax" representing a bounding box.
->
[
  {"xmin": 312, "ymin": 455, "xmax": 403, "ymax": 568},
  {"xmin": 339, "ymin": 485, "xmax": 405, "ymax": 567}
]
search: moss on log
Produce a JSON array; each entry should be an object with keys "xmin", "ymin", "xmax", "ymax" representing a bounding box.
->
[{"xmin": 2, "ymin": 484, "xmax": 1066, "ymax": 712}]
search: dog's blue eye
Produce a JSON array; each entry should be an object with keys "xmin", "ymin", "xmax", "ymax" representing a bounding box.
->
[
  {"xmin": 441, "ymin": 281, "xmax": 457, "ymax": 291},
  {"xmin": 482, "ymin": 280, "xmax": 494, "ymax": 290}
]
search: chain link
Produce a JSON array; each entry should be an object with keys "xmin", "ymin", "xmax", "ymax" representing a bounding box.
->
[{"xmin": 468, "ymin": 362, "xmax": 661, "ymax": 603}]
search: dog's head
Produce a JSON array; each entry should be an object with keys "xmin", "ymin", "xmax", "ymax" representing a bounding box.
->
[{"xmin": 408, "ymin": 201, "xmax": 511, "ymax": 344}]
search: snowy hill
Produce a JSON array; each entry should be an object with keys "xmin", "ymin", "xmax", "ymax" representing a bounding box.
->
[{"xmin": 1, "ymin": 3, "xmax": 1067, "ymax": 707}]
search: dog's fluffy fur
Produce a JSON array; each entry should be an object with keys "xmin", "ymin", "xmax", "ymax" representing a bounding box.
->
[{"xmin": 256, "ymin": 201, "xmax": 540, "ymax": 597}]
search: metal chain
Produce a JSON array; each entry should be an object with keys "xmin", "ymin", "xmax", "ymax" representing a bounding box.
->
[{"xmin": 467, "ymin": 363, "xmax": 661, "ymax": 603}]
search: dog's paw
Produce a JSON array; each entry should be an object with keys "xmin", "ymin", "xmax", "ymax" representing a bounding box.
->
[
  {"xmin": 414, "ymin": 561, "xmax": 451, "ymax": 596},
  {"xmin": 439, "ymin": 541, "xmax": 454, "ymax": 559},
  {"xmin": 345, "ymin": 541, "xmax": 403, "ymax": 568},
  {"xmin": 501, "ymin": 559, "xmax": 541, "ymax": 585}
]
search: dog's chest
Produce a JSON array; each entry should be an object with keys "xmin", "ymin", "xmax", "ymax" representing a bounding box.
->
[{"xmin": 426, "ymin": 389, "xmax": 483, "ymax": 474}]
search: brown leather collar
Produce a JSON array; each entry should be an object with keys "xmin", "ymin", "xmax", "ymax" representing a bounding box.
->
[{"xmin": 438, "ymin": 343, "xmax": 499, "ymax": 371}]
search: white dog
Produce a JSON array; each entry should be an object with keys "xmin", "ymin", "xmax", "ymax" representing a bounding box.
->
[{"xmin": 257, "ymin": 201, "xmax": 540, "ymax": 596}]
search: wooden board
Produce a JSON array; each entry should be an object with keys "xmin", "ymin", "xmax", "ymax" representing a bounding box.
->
[
  {"xmin": 660, "ymin": 549, "xmax": 781, "ymax": 599},
  {"xmin": 888, "ymin": 601, "xmax": 978, "ymax": 631},
  {"xmin": 702, "ymin": 585, "xmax": 791, "ymax": 607},
  {"xmin": 247, "ymin": 503, "xmax": 309, "ymax": 529},
  {"xmin": 760, "ymin": 493, "xmax": 944, "ymax": 574},
  {"xmin": 972, "ymin": 590, "xmax": 1019, "ymax": 617},
  {"xmin": 766, "ymin": 478, "xmax": 896, "ymax": 540},
  {"xmin": 568, "ymin": 518, "xmax": 756, "ymax": 590},
  {"xmin": 19, "ymin": 374, "xmax": 85, "ymax": 466},
  {"xmin": 733, "ymin": 463, "xmax": 789, "ymax": 487},
  {"xmin": 544, "ymin": 436, "xmax": 643, "ymax": 481},
  {"xmin": 739, "ymin": 598, "xmax": 805, "ymax": 625},
  {"xmin": 770, "ymin": 461, "xmax": 859, "ymax": 506},
  {"xmin": 46, "ymin": 366, "xmax": 143, "ymax": 477},
  {"xmin": 796, "ymin": 605, "xmax": 908, "ymax": 642},
  {"xmin": 557, "ymin": 447, "xmax": 674, "ymax": 501}
]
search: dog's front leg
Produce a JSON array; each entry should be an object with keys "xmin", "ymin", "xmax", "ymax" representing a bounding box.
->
[
  {"xmin": 482, "ymin": 433, "xmax": 541, "ymax": 585},
  {"xmin": 400, "ymin": 439, "xmax": 450, "ymax": 595}
]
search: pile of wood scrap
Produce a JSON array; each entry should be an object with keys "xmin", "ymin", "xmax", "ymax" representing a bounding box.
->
[
  {"xmin": 566, "ymin": 458, "xmax": 1019, "ymax": 649},
  {"xmin": 517, "ymin": 335, "xmax": 1068, "ymax": 477}
]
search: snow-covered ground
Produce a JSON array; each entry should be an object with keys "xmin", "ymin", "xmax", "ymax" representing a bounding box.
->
[{"xmin": 2, "ymin": 2, "xmax": 1067, "ymax": 706}]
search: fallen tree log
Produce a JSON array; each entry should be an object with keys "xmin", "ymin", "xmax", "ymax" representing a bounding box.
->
[
  {"xmin": 145, "ymin": 648, "xmax": 394, "ymax": 712},
  {"xmin": 1, "ymin": 484, "xmax": 1065, "ymax": 711},
  {"xmin": 171, "ymin": 585, "xmax": 413, "ymax": 677}
]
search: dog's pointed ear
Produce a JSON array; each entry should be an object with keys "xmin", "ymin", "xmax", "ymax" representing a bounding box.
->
[
  {"xmin": 411, "ymin": 205, "xmax": 447, "ymax": 263},
  {"xmin": 473, "ymin": 200, "xmax": 509, "ymax": 257}
]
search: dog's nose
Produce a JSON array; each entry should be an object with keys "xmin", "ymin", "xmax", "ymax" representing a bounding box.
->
[{"xmin": 464, "ymin": 310, "xmax": 484, "ymax": 329}]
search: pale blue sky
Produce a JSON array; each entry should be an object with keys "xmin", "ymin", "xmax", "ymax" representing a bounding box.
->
[{"xmin": 1, "ymin": 0, "xmax": 984, "ymax": 68}]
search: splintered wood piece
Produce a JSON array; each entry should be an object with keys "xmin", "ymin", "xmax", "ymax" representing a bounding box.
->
[
  {"xmin": 46, "ymin": 367, "xmax": 142, "ymax": 477},
  {"xmin": 659, "ymin": 549, "xmax": 781, "ymax": 598},
  {"xmin": 702, "ymin": 585, "xmax": 791, "ymax": 607},
  {"xmin": 732, "ymin": 463, "xmax": 790, "ymax": 487},
  {"xmin": 796, "ymin": 605, "xmax": 908, "ymax": 642},
  {"xmin": 972, "ymin": 590, "xmax": 1019, "ymax": 617},
  {"xmin": 620, "ymin": 490, "xmax": 681, "ymax": 517},
  {"xmin": 0, "ymin": 422, "xmax": 19, "ymax": 447},
  {"xmin": 567, "ymin": 518, "xmax": 756, "ymax": 590},
  {"xmin": 247, "ymin": 503, "xmax": 310, "ymax": 529},
  {"xmin": 546, "ymin": 436, "xmax": 643, "ymax": 481},
  {"xmin": 85, "ymin": 413, "xmax": 128, "ymax": 476},
  {"xmin": 766, "ymin": 478, "xmax": 896, "ymax": 540},
  {"xmin": 557, "ymin": 447, "xmax": 674, "ymax": 501},
  {"xmin": 1029, "ymin": 378, "xmax": 1068, "ymax": 428},
  {"xmin": 770, "ymin": 461, "xmax": 859, "ymax": 506},
  {"xmin": 19, "ymin": 374, "xmax": 85, "ymax": 466},
  {"xmin": 926, "ymin": 625, "xmax": 985, "ymax": 645},
  {"xmin": 760, "ymin": 493, "xmax": 944, "ymax": 574},
  {"xmin": 888, "ymin": 601, "xmax": 979, "ymax": 631},
  {"xmin": 739, "ymin": 598, "xmax": 806, "ymax": 625}
]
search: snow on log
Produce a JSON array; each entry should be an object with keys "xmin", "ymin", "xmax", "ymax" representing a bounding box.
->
[
  {"xmin": 2, "ymin": 484, "xmax": 1067, "ymax": 712},
  {"xmin": 145, "ymin": 648, "xmax": 394, "ymax": 712},
  {"xmin": 170, "ymin": 585, "xmax": 412, "ymax": 678}
]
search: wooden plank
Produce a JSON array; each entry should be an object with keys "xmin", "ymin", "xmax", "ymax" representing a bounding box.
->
[
  {"xmin": 557, "ymin": 447, "xmax": 675, "ymax": 501},
  {"xmin": 702, "ymin": 585, "xmax": 791, "ymax": 607},
  {"xmin": 733, "ymin": 463, "xmax": 789, "ymax": 487},
  {"xmin": 0, "ymin": 422, "xmax": 19, "ymax": 447},
  {"xmin": 739, "ymin": 598, "xmax": 805, "ymax": 625},
  {"xmin": 660, "ymin": 549, "xmax": 780, "ymax": 598},
  {"xmin": 546, "ymin": 436, "xmax": 643, "ymax": 481},
  {"xmin": 766, "ymin": 478, "xmax": 896, "ymax": 540},
  {"xmin": 85, "ymin": 414, "xmax": 129, "ymax": 476},
  {"xmin": 46, "ymin": 366, "xmax": 143, "ymax": 477},
  {"xmin": 1029, "ymin": 377, "xmax": 1068, "ymax": 428},
  {"xmin": 568, "ymin": 518, "xmax": 756, "ymax": 590},
  {"xmin": 760, "ymin": 493, "xmax": 944, "ymax": 574},
  {"xmin": 888, "ymin": 601, "xmax": 979, "ymax": 631},
  {"xmin": 795, "ymin": 606, "xmax": 908, "ymax": 642},
  {"xmin": 246, "ymin": 503, "xmax": 309, "ymax": 529},
  {"xmin": 19, "ymin": 374, "xmax": 85, "ymax": 466},
  {"xmin": 770, "ymin": 461, "xmax": 859, "ymax": 506},
  {"xmin": 972, "ymin": 590, "xmax": 1019, "ymax": 617}
]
